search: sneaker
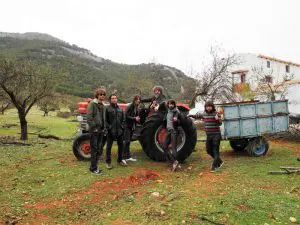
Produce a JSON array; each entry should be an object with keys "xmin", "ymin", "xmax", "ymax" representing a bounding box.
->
[
  {"xmin": 210, "ymin": 163, "xmax": 217, "ymax": 173},
  {"xmin": 106, "ymin": 163, "xmax": 113, "ymax": 169},
  {"xmin": 210, "ymin": 161, "xmax": 224, "ymax": 173},
  {"xmin": 214, "ymin": 161, "xmax": 224, "ymax": 171},
  {"xmin": 171, "ymin": 160, "xmax": 179, "ymax": 172},
  {"xmin": 91, "ymin": 169, "xmax": 103, "ymax": 175},
  {"xmin": 126, "ymin": 157, "xmax": 137, "ymax": 162},
  {"xmin": 210, "ymin": 167, "xmax": 217, "ymax": 173},
  {"xmin": 218, "ymin": 161, "xmax": 224, "ymax": 169},
  {"xmin": 118, "ymin": 160, "xmax": 128, "ymax": 167}
]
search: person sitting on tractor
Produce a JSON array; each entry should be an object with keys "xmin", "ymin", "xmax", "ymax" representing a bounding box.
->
[
  {"xmin": 105, "ymin": 94, "xmax": 128, "ymax": 169},
  {"xmin": 163, "ymin": 99, "xmax": 180, "ymax": 172},
  {"xmin": 123, "ymin": 95, "xmax": 141, "ymax": 162},
  {"xmin": 189, "ymin": 100, "xmax": 223, "ymax": 172},
  {"xmin": 142, "ymin": 85, "xmax": 167, "ymax": 113}
]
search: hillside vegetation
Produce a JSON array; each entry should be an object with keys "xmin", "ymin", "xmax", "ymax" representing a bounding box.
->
[{"xmin": 0, "ymin": 32, "xmax": 195, "ymax": 102}]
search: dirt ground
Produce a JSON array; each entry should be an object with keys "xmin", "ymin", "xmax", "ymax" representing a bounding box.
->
[{"xmin": 3, "ymin": 140, "xmax": 299, "ymax": 225}]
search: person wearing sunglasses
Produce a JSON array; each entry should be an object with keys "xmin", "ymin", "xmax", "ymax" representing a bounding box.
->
[{"xmin": 87, "ymin": 88, "xmax": 106, "ymax": 175}]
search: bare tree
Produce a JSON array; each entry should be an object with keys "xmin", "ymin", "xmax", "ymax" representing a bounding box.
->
[
  {"xmin": 251, "ymin": 66, "xmax": 294, "ymax": 101},
  {"xmin": 181, "ymin": 79, "xmax": 197, "ymax": 106},
  {"xmin": 0, "ymin": 56, "xmax": 61, "ymax": 140},
  {"xmin": 192, "ymin": 46, "xmax": 239, "ymax": 105}
]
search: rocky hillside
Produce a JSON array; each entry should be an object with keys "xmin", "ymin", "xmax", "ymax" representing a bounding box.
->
[{"xmin": 0, "ymin": 32, "xmax": 195, "ymax": 102}]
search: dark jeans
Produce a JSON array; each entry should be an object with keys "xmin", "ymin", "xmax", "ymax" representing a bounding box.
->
[
  {"xmin": 100, "ymin": 135, "xmax": 107, "ymax": 151},
  {"xmin": 163, "ymin": 129, "xmax": 177, "ymax": 163},
  {"xmin": 206, "ymin": 134, "xmax": 222, "ymax": 169},
  {"xmin": 123, "ymin": 127, "xmax": 133, "ymax": 159},
  {"xmin": 106, "ymin": 133, "xmax": 124, "ymax": 163},
  {"xmin": 89, "ymin": 132, "xmax": 104, "ymax": 172}
]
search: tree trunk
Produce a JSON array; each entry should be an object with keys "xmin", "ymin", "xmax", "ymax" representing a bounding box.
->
[
  {"xmin": 18, "ymin": 108, "xmax": 28, "ymax": 140},
  {"xmin": 271, "ymin": 93, "xmax": 276, "ymax": 101}
]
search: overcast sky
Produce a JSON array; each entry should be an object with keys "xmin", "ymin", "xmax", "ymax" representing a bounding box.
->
[{"xmin": 1, "ymin": 0, "xmax": 299, "ymax": 74}]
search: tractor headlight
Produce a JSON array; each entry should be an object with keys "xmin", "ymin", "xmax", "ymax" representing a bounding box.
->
[{"xmin": 77, "ymin": 115, "xmax": 83, "ymax": 122}]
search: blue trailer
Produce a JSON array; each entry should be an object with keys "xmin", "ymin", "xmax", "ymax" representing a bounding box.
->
[{"xmin": 217, "ymin": 100, "xmax": 289, "ymax": 156}]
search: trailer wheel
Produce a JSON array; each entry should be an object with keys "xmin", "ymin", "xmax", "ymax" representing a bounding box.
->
[
  {"xmin": 246, "ymin": 137, "xmax": 269, "ymax": 157},
  {"xmin": 230, "ymin": 139, "xmax": 249, "ymax": 151}
]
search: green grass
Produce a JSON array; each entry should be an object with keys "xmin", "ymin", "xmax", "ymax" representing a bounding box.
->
[{"xmin": 0, "ymin": 109, "xmax": 299, "ymax": 224}]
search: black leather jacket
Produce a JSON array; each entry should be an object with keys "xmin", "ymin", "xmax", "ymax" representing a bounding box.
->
[
  {"xmin": 125, "ymin": 103, "xmax": 139, "ymax": 128},
  {"xmin": 105, "ymin": 103, "xmax": 124, "ymax": 136}
]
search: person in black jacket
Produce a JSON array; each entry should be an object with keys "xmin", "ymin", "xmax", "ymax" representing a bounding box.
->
[
  {"xmin": 163, "ymin": 99, "xmax": 180, "ymax": 172},
  {"xmin": 87, "ymin": 88, "xmax": 106, "ymax": 175},
  {"xmin": 123, "ymin": 95, "xmax": 141, "ymax": 162},
  {"xmin": 105, "ymin": 94, "xmax": 128, "ymax": 169}
]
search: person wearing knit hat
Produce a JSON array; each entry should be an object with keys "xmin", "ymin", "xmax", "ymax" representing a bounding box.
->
[
  {"xmin": 142, "ymin": 85, "xmax": 167, "ymax": 113},
  {"xmin": 189, "ymin": 100, "xmax": 224, "ymax": 172}
]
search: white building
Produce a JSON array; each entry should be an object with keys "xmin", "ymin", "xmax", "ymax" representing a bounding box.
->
[
  {"xmin": 230, "ymin": 53, "xmax": 300, "ymax": 91},
  {"xmin": 229, "ymin": 53, "xmax": 300, "ymax": 113}
]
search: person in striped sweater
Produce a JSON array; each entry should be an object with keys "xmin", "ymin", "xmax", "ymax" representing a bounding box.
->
[{"xmin": 189, "ymin": 100, "xmax": 224, "ymax": 172}]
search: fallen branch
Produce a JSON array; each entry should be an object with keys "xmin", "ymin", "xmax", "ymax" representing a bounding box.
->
[
  {"xmin": 38, "ymin": 134, "xmax": 61, "ymax": 140},
  {"xmin": 198, "ymin": 216, "xmax": 225, "ymax": 225},
  {"xmin": 189, "ymin": 212, "xmax": 225, "ymax": 225},
  {"xmin": 269, "ymin": 166, "xmax": 300, "ymax": 175},
  {"xmin": 2, "ymin": 124, "xmax": 17, "ymax": 128}
]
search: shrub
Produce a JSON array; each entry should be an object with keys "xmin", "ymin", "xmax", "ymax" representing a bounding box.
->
[{"xmin": 56, "ymin": 111, "xmax": 72, "ymax": 118}]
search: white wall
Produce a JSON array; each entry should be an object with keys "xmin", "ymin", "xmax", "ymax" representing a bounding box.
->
[
  {"xmin": 286, "ymin": 84, "xmax": 300, "ymax": 113},
  {"xmin": 230, "ymin": 53, "xmax": 300, "ymax": 90}
]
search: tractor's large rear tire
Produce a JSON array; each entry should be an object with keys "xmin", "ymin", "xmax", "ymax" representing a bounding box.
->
[
  {"xmin": 73, "ymin": 133, "xmax": 91, "ymax": 161},
  {"xmin": 139, "ymin": 113, "xmax": 197, "ymax": 162}
]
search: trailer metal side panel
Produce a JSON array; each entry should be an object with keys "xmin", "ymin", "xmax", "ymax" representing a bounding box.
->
[
  {"xmin": 272, "ymin": 101, "xmax": 289, "ymax": 114},
  {"xmin": 224, "ymin": 120, "xmax": 240, "ymax": 137},
  {"xmin": 223, "ymin": 106, "xmax": 239, "ymax": 119},
  {"xmin": 240, "ymin": 104, "xmax": 256, "ymax": 118},
  {"xmin": 256, "ymin": 102, "xmax": 272, "ymax": 116},
  {"xmin": 221, "ymin": 100, "xmax": 289, "ymax": 139},
  {"xmin": 240, "ymin": 118, "xmax": 257, "ymax": 137},
  {"xmin": 257, "ymin": 117, "xmax": 273, "ymax": 134},
  {"xmin": 273, "ymin": 116, "xmax": 289, "ymax": 132}
]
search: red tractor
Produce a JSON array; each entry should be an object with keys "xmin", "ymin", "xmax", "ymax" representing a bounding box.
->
[{"xmin": 72, "ymin": 99, "xmax": 197, "ymax": 162}]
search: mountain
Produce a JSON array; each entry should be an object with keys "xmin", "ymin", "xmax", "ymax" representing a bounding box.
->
[{"xmin": 0, "ymin": 32, "xmax": 195, "ymax": 102}]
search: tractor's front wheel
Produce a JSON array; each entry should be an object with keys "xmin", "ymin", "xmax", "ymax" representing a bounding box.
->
[{"xmin": 72, "ymin": 133, "xmax": 91, "ymax": 161}]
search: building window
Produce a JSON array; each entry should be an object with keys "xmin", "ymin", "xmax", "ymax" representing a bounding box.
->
[
  {"xmin": 286, "ymin": 65, "xmax": 290, "ymax": 73},
  {"xmin": 267, "ymin": 61, "xmax": 270, "ymax": 68},
  {"xmin": 240, "ymin": 74, "xmax": 246, "ymax": 83},
  {"xmin": 265, "ymin": 75, "xmax": 273, "ymax": 83}
]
